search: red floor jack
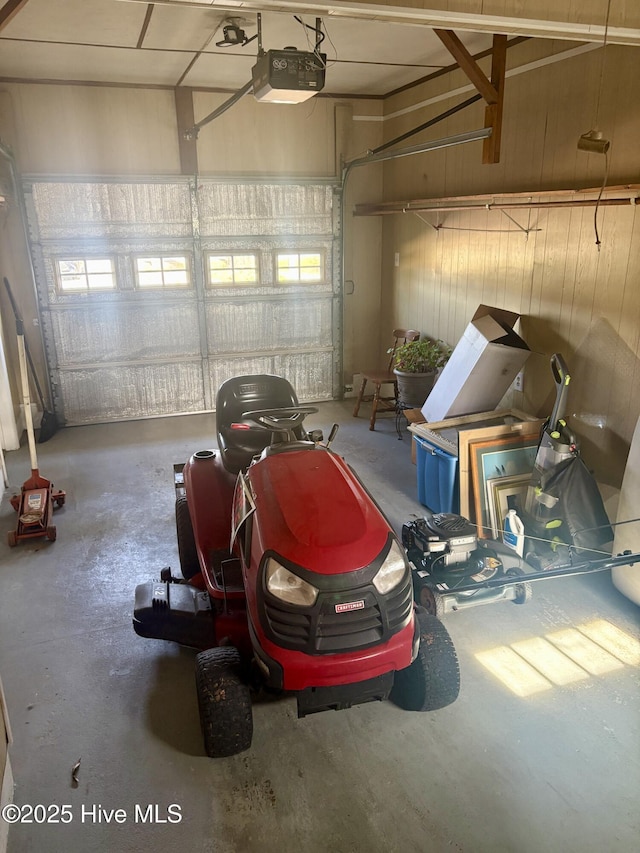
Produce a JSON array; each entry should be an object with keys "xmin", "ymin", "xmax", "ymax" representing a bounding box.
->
[{"xmin": 8, "ymin": 319, "xmax": 65, "ymax": 546}]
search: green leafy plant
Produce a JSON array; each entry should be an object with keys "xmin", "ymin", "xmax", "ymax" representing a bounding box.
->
[{"xmin": 392, "ymin": 338, "xmax": 451, "ymax": 374}]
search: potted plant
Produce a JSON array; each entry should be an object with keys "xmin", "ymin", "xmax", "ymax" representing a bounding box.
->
[{"xmin": 392, "ymin": 338, "xmax": 451, "ymax": 408}]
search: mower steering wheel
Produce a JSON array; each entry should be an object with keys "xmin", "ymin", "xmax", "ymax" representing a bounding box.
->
[{"xmin": 241, "ymin": 406, "xmax": 319, "ymax": 432}]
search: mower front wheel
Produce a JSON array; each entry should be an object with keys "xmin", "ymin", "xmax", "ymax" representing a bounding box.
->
[
  {"xmin": 176, "ymin": 496, "xmax": 200, "ymax": 580},
  {"xmin": 418, "ymin": 584, "xmax": 446, "ymax": 619},
  {"xmin": 195, "ymin": 646, "xmax": 253, "ymax": 758},
  {"xmin": 390, "ymin": 608, "xmax": 460, "ymax": 712},
  {"xmin": 507, "ymin": 568, "xmax": 533, "ymax": 605}
]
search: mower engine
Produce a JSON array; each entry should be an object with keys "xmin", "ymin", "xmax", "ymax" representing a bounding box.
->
[
  {"xmin": 404, "ymin": 513, "xmax": 478, "ymax": 569},
  {"xmin": 402, "ymin": 513, "xmax": 532, "ymax": 616}
]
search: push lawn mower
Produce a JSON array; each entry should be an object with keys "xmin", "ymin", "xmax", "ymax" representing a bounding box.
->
[
  {"xmin": 403, "ymin": 511, "xmax": 640, "ymax": 617},
  {"xmin": 403, "ymin": 513, "xmax": 533, "ymax": 617},
  {"xmin": 133, "ymin": 375, "xmax": 460, "ymax": 758}
]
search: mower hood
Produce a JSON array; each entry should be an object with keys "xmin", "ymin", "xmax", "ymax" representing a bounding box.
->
[{"xmin": 248, "ymin": 447, "xmax": 392, "ymax": 575}]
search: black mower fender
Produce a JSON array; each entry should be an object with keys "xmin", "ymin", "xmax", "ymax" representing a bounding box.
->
[{"xmin": 133, "ymin": 580, "xmax": 215, "ymax": 649}]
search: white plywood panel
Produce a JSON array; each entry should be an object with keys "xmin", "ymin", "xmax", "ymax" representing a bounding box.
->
[
  {"xmin": 8, "ymin": 84, "xmax": 181, "ymax": 175},
  {"xmin": 182, "ymin": 51, "xmax": 257, "ymax": 89},
  {"xmin": 193, "ymin": 92, "xmax": 336, "ymax": 176}
]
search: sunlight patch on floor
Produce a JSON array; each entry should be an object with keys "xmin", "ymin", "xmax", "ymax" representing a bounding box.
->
[
  {"xmin": 510, "ymin": 637, "xmax": 589, "ymax": 685},
  {"xmin": 577, "ymin": 619, "xmax": 640, "ymax": 666},
  {"xmin": 545, "ymin": 629, "xmax": 625, "ymax": 675},
  {"xmin": 475, "ymin": 619, "xmax": 636, "ymax": 696},
  {"xmin": 475, "ymin": 647, "xmax": 553, "ymax": 697}
]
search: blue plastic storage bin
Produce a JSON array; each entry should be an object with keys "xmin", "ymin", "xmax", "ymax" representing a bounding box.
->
[{"xmin": 414, "ymin": 436, "xmax": 459, "ymax": 514}]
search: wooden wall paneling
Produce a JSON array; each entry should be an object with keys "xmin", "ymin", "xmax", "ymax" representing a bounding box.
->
[
  {"xmin": 502, "ymin": 41, "xmax": 549, "ymax": 193},
  {"xmin": 542, "ymin": 208, "xmax": 574, "ymax": 332},
  {"xmin": 437, "ymin": 224, "xmax": 452, "ymax": 338},
  {"xmin": 430, "ymin": 223, "xmax": 444, "ymax": 337},
  {"xmin": 434, "ymin": 218, "xmax": 451, "ymax": 342},
  {"xmin": 451, "ymin": 212, "xmax": 471, "ymax": 345},
  {"xmin": 616, "ymin": 211, "xmax": 640, "ymax": 362},
  {"xmin": 555, "ymin": 205, "xmax": 582, "ymax": 347},
  {"xmin": 462, "ymin": 214, "xmax": 485, "ymax": 332},
  {"xmin": 416, "ymin": 216, "xmax": 432, "ymax": 336},
  {"xmin": 480, "ymin": 215, "xmax": 502, "ymax": 308}
]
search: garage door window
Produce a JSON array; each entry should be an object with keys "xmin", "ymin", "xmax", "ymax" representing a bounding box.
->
[
  {"xmin": 134, "ymin": 255, "xmax": 191, "ymax": 289},
  {"xmin": 55, "ymin": 258, "xmax": 116, "ymax": 293},
  {"xmin": 207, "ymin": 253, "xmax": 259, "ymax": 286},
  {"xmin": 275, "ymin": 251, "xmax": 323, "ymax": 284}
]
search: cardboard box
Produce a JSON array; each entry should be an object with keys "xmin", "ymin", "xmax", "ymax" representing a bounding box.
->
[{"xmin": 421, "ymin": 305, "xmax": 530, "ymax": 422}]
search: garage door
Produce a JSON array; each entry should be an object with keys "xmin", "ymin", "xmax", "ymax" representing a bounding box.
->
[{"xmin": 25, "ymin": 178, "xmax": 341, "ymax": 425}]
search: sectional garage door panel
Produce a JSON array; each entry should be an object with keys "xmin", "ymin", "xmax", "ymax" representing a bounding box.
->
[
  {"xmin": 49, "ymin": 301, "xmax": 202, "ymax": 366},
  {"xmin": 205, "ymin": 298, "xmax": 333, "ymax": 355},
  {"xmin": 208, "ymin": 352, "xmax": 334, "ymax": 404},
  {"xmin": 58, "ymin": 362, "xmax": 206, "ymax": 426},
  {"xmin": 197, "ymin": 183, "xmax": 334, "ymax": 236},
  {"xmin": 31, "ymin": 182, "xmax": 193, "ymax": 240},
  {"xmin": 25, "ymin": 177, "xmax": 341, "ymax": 425}
]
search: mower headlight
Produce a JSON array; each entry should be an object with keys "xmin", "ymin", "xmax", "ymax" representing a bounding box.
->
[
  {"xmin": 373, "ymin": 541, "xmax": 407, "ymax": 594},
  {"xmin": 265, "ymin": 559, "xmax": 319, "ymax": 607}
]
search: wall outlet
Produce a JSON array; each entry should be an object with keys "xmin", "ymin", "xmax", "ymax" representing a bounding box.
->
[
  {"xmin": 514, "ymin": 370, "xmax": 524, "ymax": 392},
  {"xmin": 394, "ymin": 252, "xmax": 400, "ymax": 267}
]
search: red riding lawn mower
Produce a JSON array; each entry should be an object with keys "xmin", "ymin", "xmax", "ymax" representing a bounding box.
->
[{"xmin": 133, "ymin": 375, "xmax": 460, "ymax": 757}]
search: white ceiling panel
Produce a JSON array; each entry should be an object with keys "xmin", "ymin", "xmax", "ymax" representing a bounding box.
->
[
  {"xmin": 2, "ymin": 0, "xmax": 147, "ymax": 47},
  {"xmin": 0, "ymin": 0, "xmax": 513, "ymax": 96},
  {"xmin": 141, "ymin": 5, "xmax": 230, "ymax": 51},
  {"xmin": 0, "ymin": 41, "xmax": 191, "ymax": 86}
]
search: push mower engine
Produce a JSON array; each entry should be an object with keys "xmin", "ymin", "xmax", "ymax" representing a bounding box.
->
[{"xmin": 403, "ymin": 513, "xmax": 532, "ymax": 617}]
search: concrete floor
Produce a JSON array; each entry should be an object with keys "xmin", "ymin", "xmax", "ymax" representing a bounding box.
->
[{"xmin": 0, "ymin": 400, "xmax": 638, "ymax": 853}]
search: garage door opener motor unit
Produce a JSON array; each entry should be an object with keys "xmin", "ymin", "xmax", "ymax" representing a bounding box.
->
[{"xmin": 252, "ymin": 48, "xmax": 326, "ymax": 103}]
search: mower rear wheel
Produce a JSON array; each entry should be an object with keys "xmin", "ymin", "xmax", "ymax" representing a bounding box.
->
[
  {"xmin": 390, "ymin": 608, "xmax": 460, "ymax": 712},
  {"xmin": 7, "ymin": 530, "xmax": 17, "ymax": 547},
  {"xmin": 46, "ymin": 525, "xmax": 57, "ymax": 542},
  {"xmin": 195, "ymin": 647, "xmax": 253, "ymax": 758},
  {"xmin": 175, "ymin": 496, "xmax": 200, "ymax": 580},
  {"xmin": 418, "ymin": 584, "xmax": 446, "ymax": 619},
  {"xmin": 507, "ymin": 568, "xmax": 533, "ymax": 605}
]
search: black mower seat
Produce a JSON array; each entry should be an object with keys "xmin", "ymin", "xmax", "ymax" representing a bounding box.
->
[{"xmin": 216, "ymin": 374, "xmax": 305, "ymax": 474}]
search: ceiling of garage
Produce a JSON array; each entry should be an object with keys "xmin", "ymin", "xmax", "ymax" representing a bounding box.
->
[{"xmin": 1, "ymin": 0, "xmax": 638, "ymax": 99}]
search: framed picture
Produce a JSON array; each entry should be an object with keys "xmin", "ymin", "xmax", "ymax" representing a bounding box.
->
[
  {"xmin": 486, "ymin": 473, "xmax": 531, "ymax": 538},
  {"xmin": 457, "ymin": 418, "xmax": 543, "ymax": 518},
  {"xmin": 469, "ymin": 435, "xmax": 538, "ymax": 535}
]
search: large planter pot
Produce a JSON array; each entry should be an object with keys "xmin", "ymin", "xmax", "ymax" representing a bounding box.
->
[{"xmin": 394, "ymin": 369, "xmax": 438, "ymax": 409}]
